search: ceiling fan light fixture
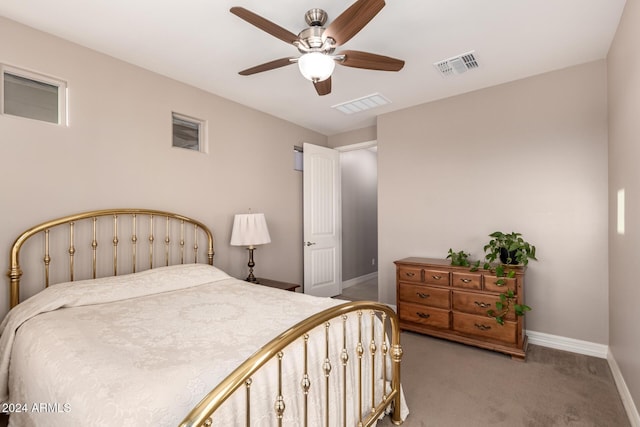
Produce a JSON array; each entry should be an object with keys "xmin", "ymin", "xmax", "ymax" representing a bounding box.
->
[
  {"xmin": 231, "ymin": 1, "xmax": 404, "ymax": 96},
  {"xmin": 298, "ymin": 52, "xmax": 335, "ymax": 82}
]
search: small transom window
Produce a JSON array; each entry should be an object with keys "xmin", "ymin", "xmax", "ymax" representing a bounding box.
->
[
  {"xmin": 172, "ymin": 112, "xmax": 206, "ymax": 152},
  {"xmin": 1, "ymin": 65, "xmax": 67, "ymax": 125}
]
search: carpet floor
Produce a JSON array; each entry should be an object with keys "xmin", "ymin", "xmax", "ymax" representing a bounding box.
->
[{"xmin": 378, "ymin": 332, "xmax": 630, "ymax": 427}]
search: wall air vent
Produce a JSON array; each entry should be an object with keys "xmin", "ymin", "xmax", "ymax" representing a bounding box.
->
[
  {"xmin": 434, "ymin": 51, "xmax": 478, "ymax": 77},
  {"xmin": 331, "ymin": 93, "xmax": 391, "ymax": 115}
]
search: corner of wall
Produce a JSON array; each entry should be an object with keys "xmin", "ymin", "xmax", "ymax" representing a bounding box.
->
[{"xmin": 608, "ymin": 348, "xmax": 640, "ymax": 427}]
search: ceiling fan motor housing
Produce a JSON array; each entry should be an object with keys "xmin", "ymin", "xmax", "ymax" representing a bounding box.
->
[
  {"xmin": 297, "ymin": 26, "xmax": 335, "ymax": 53},
  {"xmin": 305, "ymin": 8, "xmax": 327, "ymax": 26},
  {"xmin": 297, "ymin": 9, "xmax": 337, "ymax": 54}
]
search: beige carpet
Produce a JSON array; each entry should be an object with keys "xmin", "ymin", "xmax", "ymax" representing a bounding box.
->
[
  {"xmin": 336, "ymin": 277, "xmax": 379, "ymax": 302},
  {"xmin": 378, "ymin": 332, "xmax": 630, "ymax": 427}
]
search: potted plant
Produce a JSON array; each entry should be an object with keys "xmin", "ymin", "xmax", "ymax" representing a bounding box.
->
[
  {"xmin": 446, "ymin": 231, "xmax": 537, "ymax": 325},
  {"xmin": 483, "ymin": 231, "xmax": 537, "ymax": 266},
  {"xmin": 482, "ymin": 231, "xmax": 536, "ymax": 324}
]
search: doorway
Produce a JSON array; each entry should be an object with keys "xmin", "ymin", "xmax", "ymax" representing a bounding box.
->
[{"xmin": 337, "ymin": 141, "xmax": 378, "ymax": 301}]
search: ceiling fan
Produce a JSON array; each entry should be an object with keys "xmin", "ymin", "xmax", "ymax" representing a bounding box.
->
[{"xmin": 230, "ymin": 0, "xmax": 405, "ymax": 96}]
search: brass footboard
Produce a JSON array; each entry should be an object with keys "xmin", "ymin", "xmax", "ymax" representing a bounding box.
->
[{"xmin": 180, "ymin": 301, "xmax": 404, "ymax": 427}]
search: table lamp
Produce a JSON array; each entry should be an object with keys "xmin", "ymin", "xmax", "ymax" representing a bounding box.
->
[{"xmin": 230, "ymin": 212, "xmax": 271, "ymax": 282}]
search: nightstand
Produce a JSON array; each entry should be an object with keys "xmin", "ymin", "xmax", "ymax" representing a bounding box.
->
[{"xmin": 255, "ymin": 278, "xmax": 300, "ymax": 292}]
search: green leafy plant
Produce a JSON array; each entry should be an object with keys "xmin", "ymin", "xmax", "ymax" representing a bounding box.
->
[
  {"xmin": 446, "ymin": 249, "xmax": 469, "ymax": 267},
  {"xmin": 486, "ymin": 286, "xmax": 532, "ymax": 325},
  {"xmin": 446, "ymin": 232, "xmax": 537, "ymax": 325},
  {"xmin": 483, "ymin": 231, "xmax": 537, "ymax": 266},
  {"xmin": 447, "ymin": 249, "xmax": 481, "ymax": 270}
]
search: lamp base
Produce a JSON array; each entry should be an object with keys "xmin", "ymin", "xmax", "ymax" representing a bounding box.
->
[{"xmin": 245, "ymin": 247, "xmax": 258, "ymax": 283}]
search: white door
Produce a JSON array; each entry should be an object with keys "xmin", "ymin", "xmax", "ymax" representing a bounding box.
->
[{"xmin": 303, "ymin": 142, "xmax": 341, "ymax": 297}]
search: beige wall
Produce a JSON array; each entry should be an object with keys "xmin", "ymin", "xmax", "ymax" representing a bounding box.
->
[
  {"xmin": 0, "ymin": 17, "xmax": 327, "ymax": 317},
  {"xmin": 378, "ymin": 60, "xmax": 609, "ymax": 343},
  {"xmin": 608, "ymin": 0, "xmax": 640, "ymax": 413},
  {"xmin": 328, "ymin": 126, "xmax": 377, "ymax": 148}
]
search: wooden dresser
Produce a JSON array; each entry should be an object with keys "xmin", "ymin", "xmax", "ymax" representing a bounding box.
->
[{"xmin": 395, "ymin": 257, "xmax": 527, "ymax": 360}]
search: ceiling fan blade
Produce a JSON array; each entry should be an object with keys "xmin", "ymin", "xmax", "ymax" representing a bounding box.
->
[
  {"xmin": 338, "ymin": 50, "xmax": 405, "ymax": 71},
  {"xmin": 314, "ymin": 77, "xmax": 332, "ymax": 96},
  {"xmin": 323, "ymin": 0, "xmax": 385, "ymax": 46},
  {"xmin": 230, "ymin": 7, "xmax": 299, "ymax": 45},
  {"xmin": 239, "ymin": 57, "xmax": 295, "ymax": 76}
]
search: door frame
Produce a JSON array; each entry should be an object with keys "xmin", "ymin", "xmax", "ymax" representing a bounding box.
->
[{"xmin": 334, "ymin": 140, "xmax": 377, "ymax": 153}]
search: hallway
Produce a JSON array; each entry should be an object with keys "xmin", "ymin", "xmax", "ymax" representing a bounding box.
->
[{"xmin": 335, "ymin": 276, "xmax": 378, "ymax": 301}]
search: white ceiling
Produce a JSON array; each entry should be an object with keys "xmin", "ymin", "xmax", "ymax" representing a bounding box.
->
[{"xmin": 0, "ymin": 0, "xmax": 626, "ymax": 136}]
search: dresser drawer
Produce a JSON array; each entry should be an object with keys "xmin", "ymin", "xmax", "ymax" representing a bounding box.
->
[
  {"xmin": 398, "ymin": 266, "xmax": 422, "ymax": 283},
  {"xmin": 484, "ymin": 276, "xmax": 517, "ymax": 294},
  {"xmin": 452, "ymin": 312, "xmax": 516, "ymax": 344},
  {"xmin": 423, "ymin": 269, "xmax": 450, "ymax": 286},
  {"xmin": 451, "ymin": 290, "xmax": 515, "ymax": 321},
  {"xmin": 399, "ymin": 283, "xmax": 450, "ymax": 309},
  {"xmin": 399, "ymin": 303, "xmax": 450, "ymax": 329},
  {"xmin": 451, "ymin": 271, "xmax": 481, "ymax": 290}
]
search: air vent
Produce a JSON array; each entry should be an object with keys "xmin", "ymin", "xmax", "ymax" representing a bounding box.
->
[
  {"xmin": 434, "ymin": 51, "xmax": 478, "ymax": 77},
  {"xmin": 331, "ymin": 93, "xmax": 391, "ymax": 115}
]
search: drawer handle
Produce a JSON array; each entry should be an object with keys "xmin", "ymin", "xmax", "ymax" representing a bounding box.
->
[
  {"xmin": 405, "ymin": 272, "xmax": 416, "ymax": 277},
  {"xmin": 431, "ymin": 275, "xmax": 442, "ymax": 280},
  {"xmin": 416, "ymin": 292, "xmax": 430, "ymax": 299},
  {"xmin": 417, "ymin": 312, "xmax": 431, "ymax": 319},
  {"xmin": 474, "ymin": 301, "xmax": 491, "ymax": 308},
  {"xmin": 460, "ymin": 278, "xmax": 472, "ymax": 283},
  {"xmin": 474, "ymin": 323, "xmax": 492, "ymax": 331}
]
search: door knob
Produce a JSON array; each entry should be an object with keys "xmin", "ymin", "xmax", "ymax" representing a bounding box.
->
[{"xmin": 305, "ymin": 242, "xmax": 316, "ymax": 246}]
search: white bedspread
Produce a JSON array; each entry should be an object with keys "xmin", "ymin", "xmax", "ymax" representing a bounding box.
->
[{"xmin": 0, "ymin": 264, "xmax": 408, "ymax": 426}]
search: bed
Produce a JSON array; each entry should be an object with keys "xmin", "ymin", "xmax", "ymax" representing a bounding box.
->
[{"xmin": 1, "ymin": 209, "xmax": 407, "ymax": 426}]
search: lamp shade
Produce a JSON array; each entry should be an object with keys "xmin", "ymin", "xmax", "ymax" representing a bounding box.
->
[
  {"xmin": 298, "ymin": 52, "xmax": 335, "ymax": 82},
  {"xmin": 230, "ymin": 213, "xmax": 271, "ymax": 247}
]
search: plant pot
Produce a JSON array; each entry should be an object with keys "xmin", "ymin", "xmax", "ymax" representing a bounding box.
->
[{"xmin": 499, "ymin": 248, "xmax": 519, "ymax": 265}]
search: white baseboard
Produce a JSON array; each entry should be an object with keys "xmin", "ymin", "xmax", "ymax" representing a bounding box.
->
[
  {"xmin": 526, "ymin": 330, "xmax": 639, "ymax": 426},
  {"xmin": 342, "ymin": 272, "xmax": 377, "ymax": 289},
  {"xmin": 608, "ymin": 349, "xmax": 640, "ymax": 427},
  {"xmin": 525, "ymin": 330, "xmax": 608, "ymax": 358}
]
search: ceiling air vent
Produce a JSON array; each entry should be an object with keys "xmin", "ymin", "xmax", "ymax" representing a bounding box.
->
[
  {"xmin": 331, "ymin": 93, "xmax": 391, "ymax": 115},
  {"xmin": 434, "ymin": 51, "xmax": 478, "ymax": 77}
]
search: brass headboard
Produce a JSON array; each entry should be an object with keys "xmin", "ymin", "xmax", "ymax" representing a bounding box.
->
[{"xmin": 7, "ymin": 208, "xmax": 215, "ymax": 308}]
